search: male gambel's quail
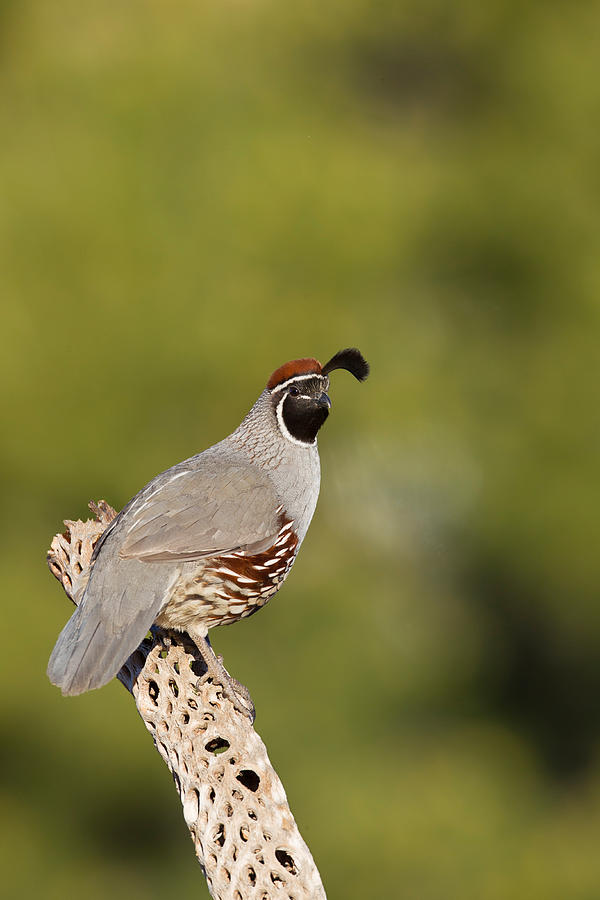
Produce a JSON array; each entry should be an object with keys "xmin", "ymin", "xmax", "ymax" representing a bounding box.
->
[{"xmin": 48, "ymin": 348, "xmax": 369, "ymax": 714}]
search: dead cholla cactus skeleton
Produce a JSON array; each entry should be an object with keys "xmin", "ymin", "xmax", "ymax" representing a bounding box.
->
[{"xmin": 48, "ymin": 502, "xmax": 327, "ymax": 900}]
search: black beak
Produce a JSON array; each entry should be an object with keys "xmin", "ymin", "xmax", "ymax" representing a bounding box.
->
[{"xmin": 317, "ymin": 392, "xmax": 332, "ymax": 410}]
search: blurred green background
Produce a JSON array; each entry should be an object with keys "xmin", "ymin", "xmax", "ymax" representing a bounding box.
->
[{"xmin": 2, "ymin": 1, "xmax": 600, "ymax": 897}]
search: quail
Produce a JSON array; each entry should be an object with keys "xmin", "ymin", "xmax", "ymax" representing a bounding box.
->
[{"xmin": 48, "ymin": 348, "xmax": 369, "ymax": 715}]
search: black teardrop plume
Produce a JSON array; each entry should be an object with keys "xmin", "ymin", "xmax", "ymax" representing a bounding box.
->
[{"xmin": 321, "ymin": 348, "xmax": 370, "ymax": 382}]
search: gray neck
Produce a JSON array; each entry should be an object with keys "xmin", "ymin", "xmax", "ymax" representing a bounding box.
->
[
  {"xmin": 226, "ymin": 390, "xmax": 321, "ymax": 543},
  {"xmin": 228, "ymin": 391, "xmax": 313, "ymax": 462}
]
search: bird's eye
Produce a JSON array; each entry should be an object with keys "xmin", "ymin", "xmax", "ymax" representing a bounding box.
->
[{"xmin": 289, "ymin": 386, "xmax": 300, "ymax": 397}]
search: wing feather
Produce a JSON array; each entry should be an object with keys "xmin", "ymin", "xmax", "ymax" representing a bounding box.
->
[{"xmin": 119, "ymin": 459, "xmax": 283, "ymax": 562}]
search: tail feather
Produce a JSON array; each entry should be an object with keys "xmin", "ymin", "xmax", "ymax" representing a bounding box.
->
[
  {"xmin": 47, "ymin": 593, "xmax": 158, "ymax": 695},
  {"xmin": 48, "ymin": 525, "xmax": 176, "ymax": 695}
]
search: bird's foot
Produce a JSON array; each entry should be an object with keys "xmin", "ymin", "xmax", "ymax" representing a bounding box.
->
[
  {"xmin": 225, "ymin": 673, "xmax": 256, "ymax": 719},
  {"xmin": 212, "ymin": 652, "xmax": 255, "ymax": 713},
  {"xmin": 197, "ymin": 663, "xmax": 256, "ymax": 722},
  {"xmin": 193, "ymin": 638, "xmax": 255, "ymax": 722}
]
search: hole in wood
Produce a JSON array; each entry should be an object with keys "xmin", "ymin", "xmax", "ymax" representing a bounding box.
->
[
  {"xmin": 191, "ymin": 658, "xmax": 207, "ymax": 677},
  {"xmin": 205, "ymin": 737, "xmax": 230, "ymax": 754},
  {"xmin": 236, "ymin": 769, "xmax": 260, "ymax": 792},
  {"xmin": 275, "ymin": 849, "xmax": 297, "ymax": 875}
]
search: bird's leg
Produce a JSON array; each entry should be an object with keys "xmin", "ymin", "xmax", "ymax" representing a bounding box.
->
[{"xmin": 186, "ymin": 627, "xmax": 255, "ymax": 722}]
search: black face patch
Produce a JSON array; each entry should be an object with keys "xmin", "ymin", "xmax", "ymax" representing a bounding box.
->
[{"xmin": 281, "ymin": 392, "xmax": 330, "ymax": 444}]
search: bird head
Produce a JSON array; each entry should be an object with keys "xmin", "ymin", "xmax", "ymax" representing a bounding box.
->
[{"xmin": 267, "ymin": 348, "xmax": 369, "ymax": 446}]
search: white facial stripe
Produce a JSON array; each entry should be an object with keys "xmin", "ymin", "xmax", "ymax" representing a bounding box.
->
[
  {"xmin": 275, "ymin": 394, "xmax": 316, "ymax": 447},
  {"xmin": 270, "ymin": 373, "xmax": 326, "ymax": 395}
]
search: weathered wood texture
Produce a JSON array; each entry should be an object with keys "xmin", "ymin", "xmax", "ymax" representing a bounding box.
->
[{"xmin": 48, "ymin": 502, "xmax": 326, "ymax": 900}]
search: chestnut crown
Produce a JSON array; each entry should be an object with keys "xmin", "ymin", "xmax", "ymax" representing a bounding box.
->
[{"xmin": 267, "ymin": 347, "xmax": 369, "ymax": 391}]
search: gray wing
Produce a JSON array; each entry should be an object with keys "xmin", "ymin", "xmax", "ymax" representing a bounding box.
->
[
  {"xmin": 47, "ymin": 454, "xmax": 283, "ymax": 695},
  {"xmin": 118, "ymin": 459, "xmax": 283, "ymax": 561}
]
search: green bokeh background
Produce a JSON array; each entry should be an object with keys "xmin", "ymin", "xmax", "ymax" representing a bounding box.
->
[{"xmin": 2, "ymin": 2, "xmax": 600, "ymax": 897}]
